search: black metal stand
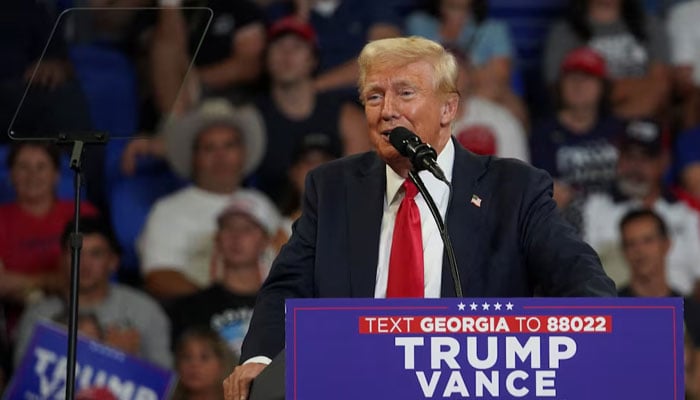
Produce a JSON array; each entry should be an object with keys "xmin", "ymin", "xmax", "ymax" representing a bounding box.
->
[
  {"xmin": 57, "ymin": 132, "xmax": 108, "ymax": 400},
  {"xmin": 408, "ymin": 170, "xmax": 463, "ymax": 297}
]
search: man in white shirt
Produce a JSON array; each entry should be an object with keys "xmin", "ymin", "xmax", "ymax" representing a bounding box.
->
[
  {"xmin": 138, "ymin": 99, "xmax": 267, "ymax": 301},
  {"xmin": 583, "ymin": 119, "xmax": 700, "ymax": 294}
]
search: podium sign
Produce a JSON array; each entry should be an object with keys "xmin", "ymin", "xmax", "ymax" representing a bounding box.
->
[
  {"xmin": 287, "ymin": 298, "xmax": 683, "ymax": 399},
  {"xmin": 5, "ymin": 322, "xmax": 176, "ymax": 400}
]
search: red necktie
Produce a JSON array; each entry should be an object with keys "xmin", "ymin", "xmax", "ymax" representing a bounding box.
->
[{"xmin": 387, "ymin": 179, "xmax": 424, "ymax": 297}]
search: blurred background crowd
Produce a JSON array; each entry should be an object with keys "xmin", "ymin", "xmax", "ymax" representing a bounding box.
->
[{"xmin": 1, "ymin": 0, "xmax": 700, "ymax": 397}]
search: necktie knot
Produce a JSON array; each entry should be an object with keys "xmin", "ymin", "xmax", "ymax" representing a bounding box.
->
[{"xmin": 403, "ymin": 179, "xmax": 419, "ymax": 200}]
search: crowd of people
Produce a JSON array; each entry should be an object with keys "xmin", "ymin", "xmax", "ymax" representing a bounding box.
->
[{"xmin": 1, "ymin": 0, "xmax": 700, "ymax": 397}]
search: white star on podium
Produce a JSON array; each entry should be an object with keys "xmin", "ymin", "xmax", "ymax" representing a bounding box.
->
[
  {"xmin": 494, "ymin": 302, "xmax": 502, "ymax": 310},
  {"xmin": 457, "ymin": 302, "xmax": 466, "ymax": 311},
  {"xmin": 469, "ymin": 302, "xmax": 478, "ymax": 311},
  {"xmin": 506, "ymin": 302, "xmax": 514, "ymax": 310},
  {"xmin": 482, "ymin": 302, "xmax": 490, "ymax": 311}
]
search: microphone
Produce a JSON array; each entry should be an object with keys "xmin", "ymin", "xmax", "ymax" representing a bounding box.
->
[{"xmin": 388, "ymin": 127, "xmax": 448, "ymax": 183}]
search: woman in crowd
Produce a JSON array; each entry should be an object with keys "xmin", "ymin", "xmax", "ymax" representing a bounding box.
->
[
  {"xmin": 0, "ymin": 142, "xmax": 97, "ymax": 338},
  {"xmin": 405, "ymin": 0, "xmax": 528, "ymax": 125}
]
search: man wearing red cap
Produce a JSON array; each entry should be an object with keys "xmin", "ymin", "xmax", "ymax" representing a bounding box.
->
[
  {"xmin": 530, "ymin": 47, "xmax": 624, "ymax": 233},
  {"xmin": 543, "ymin": 0, "xmax": 670, "ymax": 119},
  {"xmin": 265, "ymin": 0, "xmax": 402, "ymax": 93}
]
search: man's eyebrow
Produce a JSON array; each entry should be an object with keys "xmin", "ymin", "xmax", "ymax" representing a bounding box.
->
[
  {"xmin": 363, "ymin": 83, "xmax": 382, "ymax": 93},
  {"xmin": 392, "ymin": 80, "xmax": 415, "ymax": 87}
]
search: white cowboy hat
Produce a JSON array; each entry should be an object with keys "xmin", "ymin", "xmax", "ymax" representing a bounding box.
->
[{"xmin": 164, "ymin": 98, "xmax": 266, "ymax": 179}]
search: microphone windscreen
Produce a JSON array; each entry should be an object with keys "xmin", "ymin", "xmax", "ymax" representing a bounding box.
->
[{"xmin": 388, "ymin": 127, "xmax": 416, "ymax": 156}]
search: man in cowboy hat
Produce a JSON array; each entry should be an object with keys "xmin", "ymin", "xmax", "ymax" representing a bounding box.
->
[{"xmin": 138, "ymin": 98, "xmax": 273, "ymax": 301}]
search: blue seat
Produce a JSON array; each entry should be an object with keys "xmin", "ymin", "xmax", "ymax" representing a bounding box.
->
[
  {"xmin": 108, "ymin": 156, "xmax": 186, "ymax": 279},
  {"xmin": 0, "ymin": 146, "xmax": 12, "ymax": 203},
  {"xmin": 69, "ymin": 43, "xmax": 140, "ymax": 214},
  {"xmin": 489, "ymin": 0, "xmax": 569, "ymax": 117},
  {"xmin": 69, "ymin": 43, "xmax": 139, "ymax": 139}
]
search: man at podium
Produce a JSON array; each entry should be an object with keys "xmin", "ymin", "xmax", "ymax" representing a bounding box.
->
[{"xmin": 224, "ymin": 36, "xmax": 616, "ymax": 400}]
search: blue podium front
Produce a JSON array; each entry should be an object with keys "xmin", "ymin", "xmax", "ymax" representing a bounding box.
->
[{"xmin": 287, "ymin": 297, "xmax": 683, "ymax": 399}]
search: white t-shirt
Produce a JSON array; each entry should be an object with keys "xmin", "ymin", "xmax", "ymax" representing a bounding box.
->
[
  {"xmin": 668, "ymin": 1, "xmax": 700, "ymax": 83},
  {"xmin": 139, "ymin": 186, "xmax": 257, "ymax": 287},
  {"xmin": 452, "ymin": 97, "xmax": 530, "ymax": 162},
  {"xmin": 583, "ymin": 193, "xmax": 700, "ymax": 294}
]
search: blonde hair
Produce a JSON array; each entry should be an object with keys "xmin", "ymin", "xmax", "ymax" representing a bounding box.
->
[{"xmin": 357, "ymin": 36, "xmax": 459, "ymax": 101}]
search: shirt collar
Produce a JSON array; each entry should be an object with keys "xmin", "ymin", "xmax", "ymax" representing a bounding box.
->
[{"xmin": 385, "ymin": 139, "xmax": 455, "ymax": 204}]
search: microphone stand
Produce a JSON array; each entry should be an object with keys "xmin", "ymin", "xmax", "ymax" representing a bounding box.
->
[
  {"xmin": 56, "ymin": 131, "xmax": 108, "ymax": 400},
  {"xmin": 408, "ymin": 170, "xmax": 463, "ymax": 298}
]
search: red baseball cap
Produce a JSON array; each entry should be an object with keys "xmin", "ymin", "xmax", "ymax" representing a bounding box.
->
[
  {"xmin": 268, "ymin": 16, "xmax": 317, "ymax": 47},
  {"xmin": 560, "ymin": 47, "xmax": 607, "ymax": 78},
  {"xmin": 456, "ymin": 125, "xmax": 497, "ymax": 156}
]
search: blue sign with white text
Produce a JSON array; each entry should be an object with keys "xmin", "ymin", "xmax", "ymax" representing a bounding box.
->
[
  {"xmin": 4, "ymin": 322, "xmax": 176, "ymax": 400},
  {"xmin": 286, "ymin": 297, "xmax": 683, "ymax": 399}
]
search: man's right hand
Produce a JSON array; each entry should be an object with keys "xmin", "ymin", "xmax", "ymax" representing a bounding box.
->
[{"xmin": 223, "ymin": 362, "xmax": 267, "ymax": 400}]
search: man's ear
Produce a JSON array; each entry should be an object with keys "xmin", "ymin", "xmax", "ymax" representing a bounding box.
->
[{"xmin": 440, "ymin": 93, "xmax": 460, "ymax": 126}]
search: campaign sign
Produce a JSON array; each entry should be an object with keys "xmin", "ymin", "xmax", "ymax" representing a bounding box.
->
[
  {"xmin": 4, "ymin": 322, "xmax": 176, "ymax": 400},
  {"xmin": 287, "ymin": 297, "xmax": 683, "ymax": 400}
]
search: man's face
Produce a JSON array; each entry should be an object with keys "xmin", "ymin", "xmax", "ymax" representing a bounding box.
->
[
  {"xmin": 560, "ymin": 72, "xmax": 603, "ymax": 110},
  {"xmin": 216, "ymin": 213, "xmax": 268, "ymax": 268},
  {"xmin": 193, "ymin": 126, "xmax": 245, "ymax": 193},
  {"xmin": 621, "ymin": 216, "xmax": 670, "ymax": 279},
  {"xmin": 64, "ymin": 234, "xmax": 117, "ymax": 294},
  {"xmin": 361, "ymin": 60, "xmax": 458, "ymax": 173},
  {"xmin": 267, "ymin": 34, "xmax": 316, "ymax": 85},
  {"xmin": 616, "ymin": 148, "xmax": 664, "ymax": 199}
]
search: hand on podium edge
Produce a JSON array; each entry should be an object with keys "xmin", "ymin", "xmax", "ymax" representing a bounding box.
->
[{"xmin": 223, "ymin": 362, "xmax": 268, "ymax": 400}]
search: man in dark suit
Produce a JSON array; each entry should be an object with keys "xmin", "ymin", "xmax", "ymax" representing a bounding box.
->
[{"xmin": 224, "ymin": 36, "xmax": 616, "ymax": 400}]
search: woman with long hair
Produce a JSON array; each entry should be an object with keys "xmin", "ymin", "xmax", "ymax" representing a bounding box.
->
[
  {"xmin": 173, "ymin": 327, "xmax": 236, "ymax": 400},
  {"xmin": 405, "ymin": 0, "xmax": 528, "ymax": 125}
]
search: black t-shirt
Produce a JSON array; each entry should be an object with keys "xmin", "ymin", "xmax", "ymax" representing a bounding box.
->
[
  {"xmin": 617, "ymin": 286, "xmax": 681, "ymax": 298},
  {"xmin": 618, "ymin": 286, "xmax": 700, "ymax": 346},
  {"xmin": 530, "ymin": 115, "xmax": 624, "ymax": 234},
  {"xmin": 530, "ymin": 115, "xmax": 624, "ymax": 195},
  {"xmin": 168, "ymin": 284, "xmax": 257, "ymax": 356},
  {"xmin": 253, "ymin": 91, "xmax": 345, "ymax": 203}
]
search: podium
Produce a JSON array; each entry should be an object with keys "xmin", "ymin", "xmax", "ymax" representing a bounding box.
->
[{"xmin": 252, "ymin": 297, "xmax": 684, "ymax": 400}]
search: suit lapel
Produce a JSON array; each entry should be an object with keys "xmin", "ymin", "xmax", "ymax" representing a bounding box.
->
[
  {"xmin": 347, "ymin": 153, "xmax": 385, "ymax": 297},
  {"xmin": 441, "ymin": 142, "xmax": 489, "ymax": 297}
]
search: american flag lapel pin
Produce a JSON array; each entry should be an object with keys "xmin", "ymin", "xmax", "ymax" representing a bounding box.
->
[{"xmin": 471, "ymin": 194, "xmax": 482, "ymax": 208}]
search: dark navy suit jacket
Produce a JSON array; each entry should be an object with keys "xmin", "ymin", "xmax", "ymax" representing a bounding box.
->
[{"xmin": 241, "ymin": 142, "xmax": 616, "ymax": 361}]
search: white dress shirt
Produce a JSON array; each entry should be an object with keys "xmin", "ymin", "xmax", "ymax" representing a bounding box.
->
[{"xmin": 374, "ymin": 140, "xmax": 455, "ymax": 298}]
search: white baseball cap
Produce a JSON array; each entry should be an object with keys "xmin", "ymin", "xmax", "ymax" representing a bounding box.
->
[{"xmin": 217, "ymin": 190, "xmax": 281, "ymax": 236}]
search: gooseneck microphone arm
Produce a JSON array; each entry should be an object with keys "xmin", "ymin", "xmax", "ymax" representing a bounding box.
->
[{"xmin": 408, "ymin": 171, "xmax": 463, "ymax": 298}]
